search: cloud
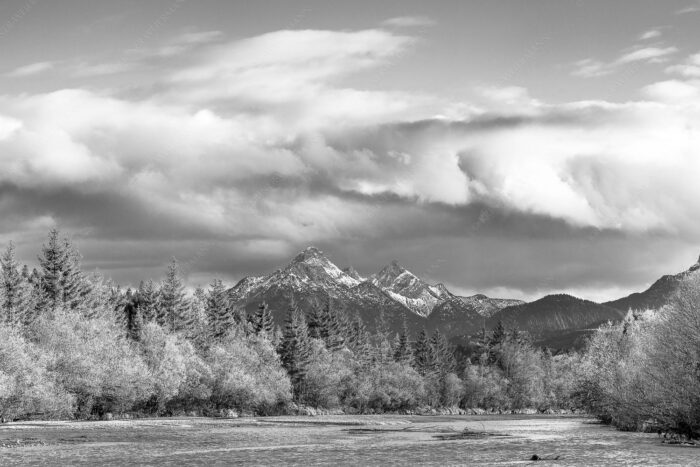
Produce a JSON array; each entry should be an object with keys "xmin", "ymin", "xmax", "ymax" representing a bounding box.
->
[
  {"xmin": 617, "ymin": 46, "xmax": 677, "ymax": 64},
  {"xmin": 2, "ymin": 27, "xmax": 700, "ymax": 299},
  {"xmin": 4, "ymin": 61, "xmax": 55, "ymax": 77},
  {"xmin": 665, "ymin": 52, "xmax": 700, "ymax": 77},
  {"xmin": 571, "ymin": 58, "xmax": 611, "ymax": 78},
  {"xmin": 642, "ymin": 79, "xmax": 700, "ymax": 101},
  {"xmin": 676, "ymin": 5, "xmax": 700, "ymax": 14},
  {"xmin": 639, "ymin": 29, "xmax": 662, "ymax": 40},
  {"xmin": 148, "ymin": 29, "xmax": 224, "ymax": 57},
  {"xmin": 381, "ymin": 16, "xmax": 435, "ymax": 28},
  {"xmin": 573, "ymin": 46, "xmax": 678, "ymax": 77},
  {"xmin": 70, "ymin": 61, "xmax": 134, "ymax": 77}
]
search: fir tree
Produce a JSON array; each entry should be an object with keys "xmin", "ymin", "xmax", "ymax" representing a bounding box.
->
[
  {"xmin": 430, "ymin": 330, "xmax": 456, "ymax": 375},
  {"xmin": 36, "ymin": 229, "xmax": 90, "ymax": 313},
  {"xmin": 23, "ymin": 267, "xmax": 43, "ymax": 325},
  {"xmin": 412, "ymin": 328, "xmax": 433, "ymax": 375},
  {"xmin": 137, "ymin": 279, "xmax": 158, "ymax": 323},
  {"xmin": 279, "ymin": 300, "xmax": 311, "ymax": 399},
  {"xmin": 393, "ymin": 319, "xmax": 412, "ymax": 363},
  {"xmin": 123, "ymin": 289, "xmax": 143, "ymax": 341},
  {"xmin": 306, "ymin": 304, "xmax": 324, "ymax": 339},
  {"xmin": 349, "ymin": 317, "xmax": 372, "ymax": 365},
  {"xmin": 319, "ymin": 298, "xmax": 344, "ymax": 351},
  {"xmin": 206, "ymin": 279, "xmax": 233, "ymax": 339},
  {"xmin": 157, "ymin": 258, "xmax": 191, "ymax": 332},
  {"xmin": 252, "ymin": 301, "xmax": 274, "ymax": 336},
  {"xmin": 0, "ymin": 242, "xmax": 31, "ymax": 326}
]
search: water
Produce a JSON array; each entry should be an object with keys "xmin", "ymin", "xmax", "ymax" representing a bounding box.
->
[{"xmin": 0, "ymin": 415, "xmax": 698, "ymax": 466}]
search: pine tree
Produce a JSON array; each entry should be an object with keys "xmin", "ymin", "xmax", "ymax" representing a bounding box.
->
[
  {"xmin": 111, "ymin": 285, "xmax": 129, "ymax": 328},
  {"xmin": 37, "ymin": 228, "xmax": 68, "ymax": 312},
  {"xmin": 137, "ymin": 279, "xmax": 158, "ymax": 323},
  {"xmin": 0, "ymin": 242, "xmax": 31, "ymax": 326},
  {"xmin": 393, "ymin": 319, "xmax": 412, "ymax": 363},
  {"xmin": 490, "ymin": 320, "xmax": 508, "ymax": 346},
  {"xmin": 157, "ymin": 258, "xmax": 191, "ymax": 332},
  {"xmin": 412, "ymin": 328, "xmax": 433, "ymax": 375},
  {"xmin": 306, "ymin": 304, "xmax": 324, "ymax": 339},
  {"xmin": 206, "ymin": 279, "xmax": 233, "ymax": 339},
  {"xmin": 62, "ymin": 239, "xmax": 93, "ymax": 311},
  {"xmin": 23, "ymin": 267, "xmax": 43, "ymax": 325},
  {"xmin": 430, "ymin": 330, "xmax": 456, "ymax": 375},
  {"xmin": 36, "ymin": 229, "xmax": 90, "ymax": 313},
  {"xmin": 252, "ymin": 301, "xmax": 274, "ymax": 336},
  {"xmin": 349, "ymin": 317, "xmax": 372, "ymax": 365},
  {"xmin": 123, "ymin": 288, "xmax": 143, "ymax": 341},
  {"xmin": 319, "ymin": 298, "xmax": 344, "ymax": 351},
  {"xmin": 279, "ymin": 300, "xmax": 311, "ymax": 399}
]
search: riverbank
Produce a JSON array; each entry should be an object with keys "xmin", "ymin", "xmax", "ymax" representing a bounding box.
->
[{"xmin": 1, "ymin": 415, "xmax": 697, "ymax": 466}]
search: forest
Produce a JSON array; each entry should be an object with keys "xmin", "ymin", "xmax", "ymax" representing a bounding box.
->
[{"xmin": 0, "ymin": 229, "xmax": 697, "ymax": 440}]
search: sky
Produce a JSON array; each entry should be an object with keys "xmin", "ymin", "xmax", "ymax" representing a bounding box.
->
[{"xmin": 1, "ymin": 0, "xmax": 700, "ymax": 301}]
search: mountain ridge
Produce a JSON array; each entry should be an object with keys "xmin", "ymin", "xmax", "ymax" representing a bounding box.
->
[{"xmin": 227, "ymin": 246, "xmax": 698, "ymax": 348}]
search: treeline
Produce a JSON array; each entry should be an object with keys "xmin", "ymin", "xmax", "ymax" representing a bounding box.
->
[
  {"xmin": 0, "ymin": 229, "xmax": 579, "ymax": 421},
  {"xmin": 575, "ymin": 276, "xmax": 700, "ymax": 440}
]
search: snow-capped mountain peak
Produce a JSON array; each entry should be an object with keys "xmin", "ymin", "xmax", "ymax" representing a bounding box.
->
[
  {"xmin": 370, "ymin": 261, "xmax": 452, "ymax": 317},
  {"xmin": 284, "ymin": 246, "xmax": 361, "ymax": 288}
]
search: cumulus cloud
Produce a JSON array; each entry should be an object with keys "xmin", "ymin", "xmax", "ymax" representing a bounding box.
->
[
  {"xmin": 666, "ymin": 51, "xmax": 700, "ymax": 77},
  {"xmin": 2, "ymin": 26, "xmax": 700, "ymax": 298}
]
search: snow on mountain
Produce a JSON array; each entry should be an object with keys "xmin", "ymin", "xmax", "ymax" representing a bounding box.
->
[
  {"xmin": 459, "ymin": 294, "xmax": 525, "ymax": 318},
  {"xmin": 229, "ymin": 248, "xmax": 460, "ymax": 320},
  {"xmin": 368, "ymin": 260, "xmax": 453, "ymax": 316}
]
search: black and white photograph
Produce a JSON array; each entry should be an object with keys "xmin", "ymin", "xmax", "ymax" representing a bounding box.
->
[{"xmin": 0, "ymin": 1, "xmax": 699, "ymax": 465}]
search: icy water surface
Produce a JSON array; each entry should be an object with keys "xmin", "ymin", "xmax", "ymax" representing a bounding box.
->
[{"xmin": 0, "ymin": 415, "xmax": 698, "ymax": 466}]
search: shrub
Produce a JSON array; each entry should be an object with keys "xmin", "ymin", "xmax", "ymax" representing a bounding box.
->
[
  {"xmin": 31, "ymin": 309, "xmax": 153, "ymax": 417},
  {"xmin": 343, "ymin": 361, "xmax": 425, "ymax": 412},
  {"xmin": 139, "ymin": 323, "xmax": 212, "ymax": 414},
  {"xmin": 208, "ymin": 333, "xmax": 291, "ymax": 414},
  {"xmin": 300, "ymin": 340, "xmax": 355, "ymax": 408},
  {"xmin": 0, "ymin": 325, "xmax": 73, "ymax": 420}
]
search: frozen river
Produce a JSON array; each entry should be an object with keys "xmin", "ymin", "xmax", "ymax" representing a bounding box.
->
[{"xmin": 1, "ymin": 415, "xmax": 698, "ymax": 466}]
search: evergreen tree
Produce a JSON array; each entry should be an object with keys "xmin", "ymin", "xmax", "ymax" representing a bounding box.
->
[
  {"xmin": 206, "ymin": 279, "xmax": 233, "ymax": 339},
  {"xmin": 393, "ymin": 319, "xmax": 412, "ymax": 363},
  {"xmin": 123, "ymin": 288, "xmax": 143, "ymax": 341},
  {"xmin": 157, "ymin": 258, "xmax": 191, "ymax": 332},
  {"xmin": 306, "ymin": 304, "xmax": 324, "ymax": 339},
  {"xmin": 430, "ymin": 330, "xmax": 456, "ymax": 375},
  {"xmin": 137, "ymin": 279, "xmax": 158, "ymax": 323},
  {"xmin": 375, "ymin": 308, "xmax": 391, "ymax": 340},
  {"xmin": 252, "ymin": 301, "xmax": 274, "ymax": 336},
  {"xmin": 412, "ymin": 328, "xmax": 433, "ymax": 375},
  {"xmin": 23, "ymin": 267, "xmax": 43, "ymax": 325},
  {"xmin": 279, "ymin": 300, "xmax": 311, "ymax": 399},
  {"xmin": 349, "ymin": 317, "xmax": 372, "ymax": 365},
  {"xmin": 36, "ymin": 229, "xmax": 90, "ymax": 313},
  {"xmin": 319, "ymin": 298, "xmax": 344, "ymax": 351},
  {"xmin": 111, "ymin": 285, "xmax": 128, "ymax": 328},
  {"xmin": 490, "ymin": 320, "xmax": 508, "ymax": 347},
  {"xmin": 62, "ymin": 239, "xmax": 93, "ymax": 311},
  {"xmin": 0, "ymin": 242, "xmax": 31, "ymax": 326}
]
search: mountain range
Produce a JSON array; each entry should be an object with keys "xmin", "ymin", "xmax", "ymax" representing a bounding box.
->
[{"xmin": 227, "ymin": 247, "xmax": 700, "ymax": 349}]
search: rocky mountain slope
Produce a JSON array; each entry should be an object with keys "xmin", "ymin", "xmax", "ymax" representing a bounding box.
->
[
  {"xmin": 228, "ymin": 247, "xmax": 514, "ymax": 335},
  {"xmin": 227, "ymin": 246, "xmax": 699, "ymax": 348},
  {"xmin": 605, "ymin": 256, "xmax": 700, "ymax": 312}
]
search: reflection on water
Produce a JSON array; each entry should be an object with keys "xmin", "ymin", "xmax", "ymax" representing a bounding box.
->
[{"xmin": 0, "ymin": 415, "xmax": 698, "ymax": 466}]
